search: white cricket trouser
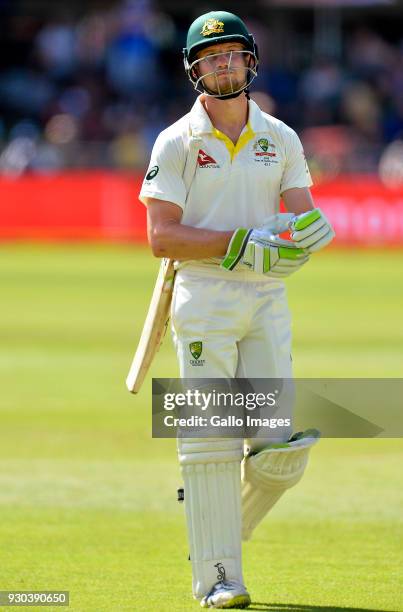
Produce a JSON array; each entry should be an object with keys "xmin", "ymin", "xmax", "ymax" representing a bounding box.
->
[
  {"xmin": 171, "ymin": 266, "xmax": 294, "ymax": 600},
  {"xmin": 171, "ymin": 266, "xmax": 293, "ymax": 379}
]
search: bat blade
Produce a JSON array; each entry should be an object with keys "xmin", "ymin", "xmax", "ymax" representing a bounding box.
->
[{"xmin": 126, "ymin": 258, "xmax": 175, "ymax": 394}]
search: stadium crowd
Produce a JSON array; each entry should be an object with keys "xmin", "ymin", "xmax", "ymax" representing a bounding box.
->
[{"xmin": 0, "ymin": 0, "xmax": 402, "ymax": 179}]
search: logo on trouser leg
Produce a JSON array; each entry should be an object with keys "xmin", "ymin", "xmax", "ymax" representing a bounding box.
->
[
  {"xmin": 214, "ymin": 562, "xmax": 226, "ymax": 583},
  {"xmin": 189, "ymin": 341, "xmax": 205, "ymax": 366}
]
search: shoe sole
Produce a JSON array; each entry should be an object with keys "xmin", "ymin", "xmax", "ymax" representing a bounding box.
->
[{"xmin": 214, "ymin": 594, "xmax": 251, "ymax": 609}]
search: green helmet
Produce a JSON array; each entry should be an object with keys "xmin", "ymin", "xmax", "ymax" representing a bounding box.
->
[{"xmin": 183, "ymin": 11, "xmax": 259, "ymax": 99}]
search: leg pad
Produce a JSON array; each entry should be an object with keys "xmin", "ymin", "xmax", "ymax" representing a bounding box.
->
[
  {"xmin": 242, "ymin": 432, "xmax": 319, "ymax": 541},
  {"xmin": 178, "ymin": 438, "xmax": 244, "ymax": 600}
]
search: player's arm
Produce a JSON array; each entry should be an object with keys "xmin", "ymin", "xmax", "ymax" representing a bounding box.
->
[
  {"xmin": 281, "ymin": 186, "xmax": 314, "ymax": 215},
  {"xmin": 280, "ymin": 130, "xmax": 335, "ymax": 252},
  {"xmin": 146, "ymin": 188, "xmax": 329, "ymax": 270},
  {"xmin": 282, "ymin": 187, "xmax": 335, "ymax": 253},
  {"xmin": 147, "ymin": 197, "xmax": 309, "ymax": 278},
  {"xmin": 145, "ymin": 197, "xmax": 233, "ymax": 260}
]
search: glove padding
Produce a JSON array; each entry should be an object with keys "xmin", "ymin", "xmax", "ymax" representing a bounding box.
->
[
  {"xmin": 243, "ymin": 234, "xmax": 309, "ymax": 278},
  {"xmin": 222, "ymin": 214, "xmax": 309, "ymax": 278},
  {"xmin": 290, "ymin": 208, "xmax": 335, "ymax": 253}
]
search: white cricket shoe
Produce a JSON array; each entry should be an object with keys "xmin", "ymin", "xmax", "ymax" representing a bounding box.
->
[{"xmin": 200, "ymin": 580, "xmax": 251, "ymax": 609}]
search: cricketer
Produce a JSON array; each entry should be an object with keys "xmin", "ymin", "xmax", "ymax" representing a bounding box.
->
[{"xmin": 139, "ymin": 10, "xmax": 335, "ymax": 609}]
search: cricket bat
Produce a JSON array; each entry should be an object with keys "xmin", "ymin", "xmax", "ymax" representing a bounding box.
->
[{"xmin": 126, "ymin": 258, "xmax": 175, "ymax": 394}]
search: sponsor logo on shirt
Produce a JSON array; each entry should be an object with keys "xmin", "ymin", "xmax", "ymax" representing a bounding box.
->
[
  {"xmin": 144, "ymin": 165, "xmax": 159, "ymax": 182},
  {"xmin": 197, "ymin": 149, "xmax": 220, "ymax": 168}
]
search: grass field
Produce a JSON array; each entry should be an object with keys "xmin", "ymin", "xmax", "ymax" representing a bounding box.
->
[{"xmin": 0, "ymin": 244, "xmax": 402, "ymax": 612}]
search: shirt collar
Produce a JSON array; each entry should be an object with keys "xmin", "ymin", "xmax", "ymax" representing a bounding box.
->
[
  {"xmin": 189, "ymin": 95, "xmax": 268, "ymax": 136},
  {"xmin": 247, "ymin": 98, "xmax": 269, "ymax": 133},
  {"xmin": 189, "ymin": 96, "xmax": 214, "ymax": 135}
]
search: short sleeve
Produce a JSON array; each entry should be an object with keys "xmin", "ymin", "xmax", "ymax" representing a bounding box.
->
[
  {"xmin": 139, "ymin": 131, "xmax": 187, "ymax": 209},
  {"xmin": 280, "ymin": 129, "xmax": 313, "ymax": 195}
]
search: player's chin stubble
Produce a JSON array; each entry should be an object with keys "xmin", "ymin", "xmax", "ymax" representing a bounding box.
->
[{"xmin": 204, "ymin": 73, "xmax": 246, "ymax": 95}]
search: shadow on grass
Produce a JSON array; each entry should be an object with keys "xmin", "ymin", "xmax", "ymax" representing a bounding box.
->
[{"xmin": 247, "ymin": 604, "xmax": 398, "ymax": 612}]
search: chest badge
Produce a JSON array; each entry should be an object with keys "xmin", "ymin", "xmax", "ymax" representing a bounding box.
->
[{"xmin": 252, "ymin": 138, "xmax": 278, "ymax": 165}]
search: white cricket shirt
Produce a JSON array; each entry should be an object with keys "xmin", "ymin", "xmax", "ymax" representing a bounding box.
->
[{"xmin": 140, "ymin": 95, "xmax": 312, "ymax": 275}]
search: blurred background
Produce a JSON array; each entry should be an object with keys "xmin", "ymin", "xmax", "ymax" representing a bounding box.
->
[
  {"xmin": 1, "ymin": 0, "xmax": 403, "ymax": 242},
  {"xmin": 0, "ymin": 0, "xmax": 402, "ymax": 176}
]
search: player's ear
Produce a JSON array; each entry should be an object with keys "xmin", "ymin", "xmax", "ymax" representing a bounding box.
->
[{"xmin": 246, "ymin": 52, "xmax": 256, "ymax": 69}]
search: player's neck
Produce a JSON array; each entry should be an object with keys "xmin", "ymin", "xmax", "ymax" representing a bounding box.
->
[{"xmin": 201, "ymin": 94, "xmax": 249, "ymax": 145}]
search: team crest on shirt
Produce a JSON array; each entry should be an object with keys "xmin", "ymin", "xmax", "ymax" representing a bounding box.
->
[
  {"xmin": 197, "ymin": 149, "xmax": 220, "ymax": 168},
  {"xmin": 189, "ymin": 341, "xmax": 205, "ymax": 366},
  {"xmin": 252, "ymin": 139, "xmax": 278, "ymax": 165},
  {"xmin": 258, "ymin": 138, "xmax": 269, "ymax": 152},
  {"xmin": 201, "ymin": 18, "xmax": 224, "ymax": 36}
]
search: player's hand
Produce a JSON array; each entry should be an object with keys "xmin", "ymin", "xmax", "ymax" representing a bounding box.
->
[
  {"xmin": 290, "ymin": 208, "xmax": 335, "ymax": 253},
  {"xmin": 221, "ymin": 228, "xmax": 309, "ymax": 278},
  {"xmin": 257, "ymin": 212, "xmax": 295, "ymax": 235},
  {"xmin": 243, "ymin": 233, "xmax": 310, "ymax": 277}
]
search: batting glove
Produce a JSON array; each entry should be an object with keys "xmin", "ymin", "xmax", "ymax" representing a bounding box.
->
[
  {"xmin": 257, "ymin": 212, "xmax": 295, "ymax": 235},
  {"xmin": 290, "ymin": 208, "xmax": 335, "ymax": 253},
  {"xmin": 221, "ymin": 227, "xmax": 309, "ymax": 278}
]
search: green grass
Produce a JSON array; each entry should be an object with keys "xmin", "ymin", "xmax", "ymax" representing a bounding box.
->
[{"xmin": 0, "ymin": 244, "xmax": 402, "ymax": 611}]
